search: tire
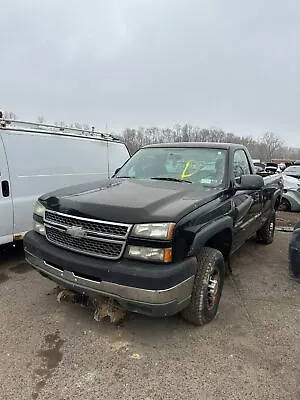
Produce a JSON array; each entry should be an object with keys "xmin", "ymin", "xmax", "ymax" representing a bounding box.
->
[
  {"xmin": 181, "ymin": 247, "xmax": 225, "ymax": 326},
  {"xmin": 256, "ymin": 210, "xmax": 276, "ymax": 245},
  {"xmin": 278, "ymin": 198, "xmax": 291, "ymax": 212}
]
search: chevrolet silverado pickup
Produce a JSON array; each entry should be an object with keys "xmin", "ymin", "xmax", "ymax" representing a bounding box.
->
[{"xmin": 24, "ymin": 143, "xmax": 283, "ymax": 325}]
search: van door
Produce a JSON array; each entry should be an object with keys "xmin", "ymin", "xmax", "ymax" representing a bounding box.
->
[
  {"xmin": 0, "ymin": 135, "xmax": 13, "ymax": 244},
  {"xmin": 2, "ymin": 131, "xmax": 111, "ymax": 237}
]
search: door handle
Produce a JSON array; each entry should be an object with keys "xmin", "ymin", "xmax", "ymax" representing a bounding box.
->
[{"xmin": 1, "ymin": 180, "xmax": 10, "ymax": 197}]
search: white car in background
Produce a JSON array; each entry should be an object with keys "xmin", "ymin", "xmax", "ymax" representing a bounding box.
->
[
  {"xmin": 280, "ymin": 174, "xmax": 300, "ymax": 212},
  {"xmin": 0, "ymin": 115, "xmax": 130, "ymax": 245}
]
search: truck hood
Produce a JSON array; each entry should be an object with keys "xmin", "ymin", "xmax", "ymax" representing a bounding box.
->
[{"xmin": 40, "ymin": 178, "xmax": 223, "ymax": 223}]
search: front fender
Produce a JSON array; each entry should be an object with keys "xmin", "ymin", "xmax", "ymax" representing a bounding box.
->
[{"xmin": 188, "ymin": 216, "xmax": 233, "ymax": 257}]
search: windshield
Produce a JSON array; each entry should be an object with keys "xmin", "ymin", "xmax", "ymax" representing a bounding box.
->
[{"xmin": 116, "ymin": 147, "xmax": 227, "ymax": 187}]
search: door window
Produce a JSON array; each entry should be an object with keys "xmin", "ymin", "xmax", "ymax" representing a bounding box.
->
[{"xmin": 233, "ymin": 150, "xmax": 251, "ymax": 180}]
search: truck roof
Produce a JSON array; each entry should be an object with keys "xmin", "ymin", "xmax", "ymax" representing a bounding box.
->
[{"xmin": 143, "ymin": 142, "xmax": 246, "ymax": 150}]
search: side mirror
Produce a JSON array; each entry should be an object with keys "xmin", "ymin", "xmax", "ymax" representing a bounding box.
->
[{"xmin": 235, "ymin": 174, "xmax": 264, "ymax": 191}]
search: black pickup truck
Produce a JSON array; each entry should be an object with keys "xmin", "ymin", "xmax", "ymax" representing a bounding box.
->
[{"xmin": 24, "ymin": 143, "xmax": 283, "ymax": 325}]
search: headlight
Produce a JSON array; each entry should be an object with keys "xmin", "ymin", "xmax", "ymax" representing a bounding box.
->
[
  {"xmin": 132, "ymin": 223, "xmax": 175, "ymax": 240},
  {"xmin": 33, "ymin": 220, "xmax": 46, "ymax": 236},
  {"xmin": 34, "ymin": 201, "xmax": 45, "ymax": 219},
  {"xmin": 126, "ymin": 246, "xmax": 172, "ymax": 263}
]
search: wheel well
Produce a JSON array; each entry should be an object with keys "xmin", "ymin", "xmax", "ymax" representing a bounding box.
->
[
  {"xmin": 274, "ymin": 195, "xmax": 282, "ymax": 211},
  {"xmin": 280, "ymin": 197, "xmax": 291, "ymax": 210},
  {"xmin": 204, "ymin": 228, "xmax": 232, "ymax": 262}
]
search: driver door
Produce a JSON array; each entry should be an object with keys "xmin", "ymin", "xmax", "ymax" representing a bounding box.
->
[{"xmin": 232, "ymin": 149, "xmax": 263, "ymax": 251}]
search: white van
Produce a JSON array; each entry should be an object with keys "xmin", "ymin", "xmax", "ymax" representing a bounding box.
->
[{"xmin": 0, "ymin": 115, "xmax": 130, "ymax": 245}]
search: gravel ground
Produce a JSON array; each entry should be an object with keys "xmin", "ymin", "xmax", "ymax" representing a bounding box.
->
[
  {"xmin": 276, "ymin": 211, "xmax": 300, "ymax": 229},
  {"xmin": 0, "ymin": 215, "xmax": 299, "ymax": 400}
]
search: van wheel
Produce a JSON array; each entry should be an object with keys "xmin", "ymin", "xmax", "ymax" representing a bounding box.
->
[
  {"xmin": 181, "ymin": 247, "xmax": 225, "ymax": 326},
  {"xmin": 256, "ymin": 211, "xmax": 276, "ymax": 245},
  {"xmin": 278, "ymin": 198, "xmax": 291, "ymax": 212}
]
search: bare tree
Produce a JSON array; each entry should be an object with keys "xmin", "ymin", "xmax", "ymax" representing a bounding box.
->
[
  {"xmin": 119, "ymin": 125, "xmax": 300, "ymax": 162},
  {"xmin": 3, "ymin": 111, "xmax": 17, "ymax": 120},
  {"xmin": 74, "ymin": 123, "xmax": 83, "ymax": 130},
  {"xmin": 260, "ymin": 132, "xmax": 283, "ymax": 161},
  {"xmin": 36, "ymin": 116, "xmax": 45, "ymax": 124},
  {"xmin": 6, "ymin": 112, "xmax": 297, "ymax": 161}
]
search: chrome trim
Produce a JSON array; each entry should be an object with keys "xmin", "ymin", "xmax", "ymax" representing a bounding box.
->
[
  {"xmin": 44, "ymin": 224, "xmax": 125, "ymax": 244},
  {"xmin": 25, "ymin": 251, "xmax": 195, "ymax": 305},
  {"xmin": 44, "ymin": 209, "xmax": 132, "ymax": 260},
  {"xmin": 45, "ymin": 209, "xmax": 132, "ymax": 239},
  {"xmin": 45, "ymin": 226, "xmax": 126, "ymax": 260}
]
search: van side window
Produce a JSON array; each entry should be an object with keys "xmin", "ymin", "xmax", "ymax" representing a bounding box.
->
[{"xmin": 233, "ymin": 150, "xmax": 251, "ymax": 179}]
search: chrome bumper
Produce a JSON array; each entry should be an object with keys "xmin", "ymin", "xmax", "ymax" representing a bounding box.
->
[{"xmin": 25, "ymin": 251, "xmax": 194, "ymax": 307}]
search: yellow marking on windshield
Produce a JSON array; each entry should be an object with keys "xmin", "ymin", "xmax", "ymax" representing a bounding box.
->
[{"xmin": 180, "ymin": 160, "xmax": 201, "ymax": 179}]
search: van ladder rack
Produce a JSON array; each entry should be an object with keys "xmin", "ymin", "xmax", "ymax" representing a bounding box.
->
[{"xmin": 0, "ymin": 113, "xmax": 119, "ymax": 142}]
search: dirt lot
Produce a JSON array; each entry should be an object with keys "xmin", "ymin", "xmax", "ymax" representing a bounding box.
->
[
  {"xmin": 276, "ymin": 211, "xmax": 300, "ymax": 229},
  {"xmin": 0, "ymin": 214, "xmax": 299, "ymax": 400}
]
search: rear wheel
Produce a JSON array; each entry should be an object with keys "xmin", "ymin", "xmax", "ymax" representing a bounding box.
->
[
  {"xmin": 256, "ymin": 210, "xmax": 276, "ymax": 244},
  {"xmin": 181, "ymin": 247, "xmax": 225, "ymax": 326}
]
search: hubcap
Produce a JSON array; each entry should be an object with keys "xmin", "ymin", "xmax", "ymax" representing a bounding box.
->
[
  {"xmin": 208, "ymin": 279, "xmax": 219, "ymax": 297},
  {"xmin": 207, "ymin": 268, "xmax": 221, "ymax": 310}
]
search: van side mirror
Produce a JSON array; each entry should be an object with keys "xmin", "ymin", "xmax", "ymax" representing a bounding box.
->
[{"xmin": 235, "ymin": 174, "xmax": 264, "ymax": 191}]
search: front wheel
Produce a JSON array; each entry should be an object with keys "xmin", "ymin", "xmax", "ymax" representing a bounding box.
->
[
  {"xmin": 256, "ymin": 210, "xmax": 276, "ymax": 244},
  {"xmin": 181, "ymin": 247, "xmax": 225, "ymax": 326}
]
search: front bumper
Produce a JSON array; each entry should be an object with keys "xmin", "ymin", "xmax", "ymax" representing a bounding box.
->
[{"xmin": 24, "ymin": 231, "xmax": 197, "ymax": 317}]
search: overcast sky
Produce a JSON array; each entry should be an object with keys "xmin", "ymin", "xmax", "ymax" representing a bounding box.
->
[{"xmin": 1, "ymin": 0, "xmax": 300, "ymax": 146}]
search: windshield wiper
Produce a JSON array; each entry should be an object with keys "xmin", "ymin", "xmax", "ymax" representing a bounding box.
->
[
  {"xmin": 151, "ymin": 177, "xmax": 192, "ymax": 184},
  {"xmin": 116, "ymin": 176, "xmax": 135, "ymax": 178}
]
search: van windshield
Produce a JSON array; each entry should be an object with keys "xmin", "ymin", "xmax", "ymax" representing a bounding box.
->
[{"xmin": 116, "ymin": 147, "xmax": 227, "ymax": 187}]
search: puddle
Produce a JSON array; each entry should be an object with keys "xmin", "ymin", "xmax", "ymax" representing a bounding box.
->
[
  {"xmin": 0, "ymin": 273, "xmax": 9, "ymax": 284},
  {"xmin": 32, "ymin": 331, "xmax": 64, "ymax": 400},
  {"xmin": 10, "ymin": 262, "xmax": 32, "ymax": 274}
]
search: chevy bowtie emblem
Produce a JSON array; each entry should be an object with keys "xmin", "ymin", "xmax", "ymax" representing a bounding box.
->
[{"xmin": 66, "ymin": 226, "xmax": 86, "ymax": 238}]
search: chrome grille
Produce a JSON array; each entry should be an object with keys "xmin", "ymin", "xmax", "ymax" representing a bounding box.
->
[
  {"xmin": 44, "ymin": 210, "xmax": 131, "ymax": 259},
  {"xmin": 45, "ymin": 211, "xmax": 129, "ymax": 238},
  {"xmin": 46, "ymin": 227, "xmax": 124, "ymax": 259}
]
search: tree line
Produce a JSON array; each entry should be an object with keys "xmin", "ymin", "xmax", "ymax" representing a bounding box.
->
[
  {"xmin": 121, "ymin": 125, "xmax": 300, "ymax": 162},
  {"xmin": 2, "ymin": 111, "xmax": 299, "ymax": 162}
]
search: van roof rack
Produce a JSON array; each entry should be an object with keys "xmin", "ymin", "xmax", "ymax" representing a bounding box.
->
[{"xmin": 0, "ymin": 114, "xmax": 120, "ymax": 142}]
